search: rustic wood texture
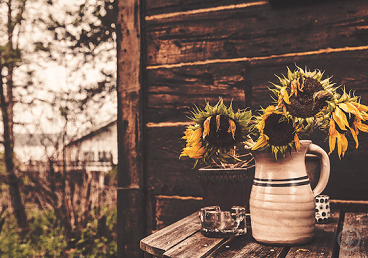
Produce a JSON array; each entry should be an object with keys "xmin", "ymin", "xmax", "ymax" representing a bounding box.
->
[
  {"xmin": 142, "ymin": 209, "xmax": 358, "ymax": 257},
  {"xmin": 118, "ymin": 0, "xmax": 368, "ymax": 254},
  {"xmin": 339, "ymin": 212, "xmax": 368, "ymax": 257},
  {"xmin": 163, "ymin": 231, "xmax": 229, "ymax": 258},
  {"xmin": 286, "ymin": 211, "xmax": 340, "ymax": 258},
  {"xmin": 155, "ymin": 195, "xmax": 203, "ymax": 230},
  {"xmin": 145, "ymin": 61, "xmax": 252, "ymax": 123},
  {"xmin": 142, "ymin": 0, "xmax": 368, "ymax": 220},
  {"xmin": 330, "ymin": 200, "xmax": 368, "ymax": 213},
  {"xmin": 117, "ymin": 0, "xmax": 145, "ymax": 257},
  {"xmin": 145, "ymin": 0, "xmax": 259, "ymax": 16},
  {"xmin": 207, "ymin": 233, "xmax": 285, "ymax": 258},
  {"xmin": 145, "ymin": 0, "xmax": 368, "ymax": 66},
  {"xmin": 140, "ymin": 212, "xmax": 201, "ymax": 257},
  {"xmin": 146, "ymin": 125, "xmax": 202, "ymax": 197}
]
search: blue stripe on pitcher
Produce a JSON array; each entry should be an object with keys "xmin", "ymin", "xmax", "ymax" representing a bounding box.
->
[{"xmin": 253, "ymin": 176, "xmax": 310, "ymax": 187}]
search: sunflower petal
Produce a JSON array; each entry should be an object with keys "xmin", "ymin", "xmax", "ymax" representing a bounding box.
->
[
  {"xmin": 333, "ymin": 107, "xmax": 349, "ymax": 131},
  {"xmin": 281, "ymin": 88, "xmax": 290, "ymax": 104},
  {"xmin": 190, "ymin": 128, "xmax": 202, "ymax": 144},
  {"xmin": 228, "ymin": 119, "xmax": 236, "ymax": 139},
  {"xmin": 180, "ymin": 140, "xmax": 206, "ymax": 159},
  {"xmin": 265, "ymin": 105, "xmax": 277, "ymax": 114},
  {"xmin": 299, "ymin": 77, "xmax": 305, "ymax": 91},
  {"xmin": 294, "ymin": 133, "xmax": 301, "ymax": 151},
  {"xmin": 203, "ymin": 117, "xmax": 211, "ymax": 139},
  {"xmin": 336, "ymin": 133, "xmax": 342, "ymax": 158},
  {"xmin": 361, "ymin": 112, "xmax": 368, "ymax": 120},
  {"xmin": 329, "ymin": 135, "xmax": 336, "ymax": 155},
  {"xmin": 216, "ymin": 115, "xmax": 221, "ymax": 132},
  {"xmin": 182, "ymin": 128, "xmax": 192, "ymax": 139},
  {"xmin": 279, "ymin": 87, "xmax": 290, "ymax": 104},
  {"xmin": 339, "ymin": 102, "xmax": 363, "ymax": 120},
  {"xmin": 328, "ymin": 119, "xmax": 338, "ymax": 155},
  {"xmin": 357, "ymin": 120, "xmax": 368, "ymax": 132},
  {"xmin": 252, "ymin": 135, "xmax": 268, "ymax": 150},
  {"xmin": 352, "ymin": 102, "xmax": 368, "ymax": 112},
  {"xmin": 290, "ymin": 79, "xmax": 298, "ymax": 96},
  {"xmin": 340, "ymin": 133, "xmax": 348, "ymax": 158},
  {"xmin": 349, "ymin": 126, "xmax": 359, "ymax": 149}
]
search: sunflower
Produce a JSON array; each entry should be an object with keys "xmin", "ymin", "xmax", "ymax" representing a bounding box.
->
[
  {"xmin": 180, "ymin": 98, "xmax": 253, "ymax": 167},
  {"xmin": 320, "ymin": 89, "xmax": 368, "ymax": 158},
  {"xmin": 269, "ymin": 66, "xmax": 336, "ymax": 133},
  {"xmin": 180, "ymin": 125, "xmax": 206, "ymax": 159},
  {"xmin": 251, "ymin": 105, "xmax": 301, "ymax": 158}
]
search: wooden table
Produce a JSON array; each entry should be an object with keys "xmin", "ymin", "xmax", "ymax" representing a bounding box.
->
[{"xmin": 140, "ymin": 210, "xmax": 367, "ymax": 258}]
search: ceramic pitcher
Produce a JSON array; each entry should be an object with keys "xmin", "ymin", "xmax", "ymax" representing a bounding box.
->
[{"xmin": 249, "ymin": 140, "xmax": 330, "ymax": 245}]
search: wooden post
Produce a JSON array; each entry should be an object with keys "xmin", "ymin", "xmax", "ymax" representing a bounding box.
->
[{"xmin": 116, "ymin": 0, "xmax": 145, "ymax": 257}]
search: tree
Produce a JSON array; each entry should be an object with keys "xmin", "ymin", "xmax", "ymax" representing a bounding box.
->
[
  {"xmin": 0, "ymin": 0, "xmax": 117, "ymax": 234},
  {"xmin": 0, "ymin": 0, "xmax": 29, "ymax": 232},
  {"xmin": 42, "ymin": 0, "xmax": 117, "ymax": 127}
]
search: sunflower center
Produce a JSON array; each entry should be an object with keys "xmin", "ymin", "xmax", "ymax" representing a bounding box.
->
[
  {"xmin": 204, "ymin": 115, "xmax": 237, "ymax": 148},
  {"xmin": 286, "ymin": 77, "xmax": 329, "ymax": 118},
  {"xmin": 263, "ymin": 113, "xmax": 295, "ymax": 146}
]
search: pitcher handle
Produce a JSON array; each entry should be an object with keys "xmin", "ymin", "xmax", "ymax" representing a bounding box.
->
[{"xmin": 308, "ymin": 143, "xmax": 330, "ymax": 197}]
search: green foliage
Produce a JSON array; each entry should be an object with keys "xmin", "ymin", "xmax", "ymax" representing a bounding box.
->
[
  {"xmin": 104, "ymin": 166, "xmax": 117, "ymax": 186},
  {"xmin": 0, "ymin": 205, "xmax": 117, "ymax": 257},
  {"xmin": 0, "ymin": 209, "xmax": 67, "ymax": 257},
  {"xmin": 71, "ymin": 205, "xmax": 117, "ymax": 257}
]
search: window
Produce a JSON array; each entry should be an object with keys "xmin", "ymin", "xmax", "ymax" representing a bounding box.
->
[
  {"xmin": 98, "ymin": 151, "xmax": 112, "ymax": 162},
  {"xmin": 83, "ymin": 151, "xmax": 94, "ymax": 162}
]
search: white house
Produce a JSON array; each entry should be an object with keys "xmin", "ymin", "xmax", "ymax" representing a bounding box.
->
[{"xmin": 64, "ymin": 120, "xmax": 118, "ymax": 173}]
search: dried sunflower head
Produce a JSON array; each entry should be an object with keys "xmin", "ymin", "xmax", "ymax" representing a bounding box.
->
[
  {"xmin": 180, "ymin": 98, "xmax": 254, "ymax": 168},
  {"xmin": 269, "ymin": 66, "xmax": 336, "ymax": 134},
  {"xmin": 251, "ymin": 105, "xmax": 301, "ymax": 159}
]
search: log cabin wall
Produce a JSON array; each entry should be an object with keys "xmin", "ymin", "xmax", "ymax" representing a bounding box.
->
[{"xmin": 117, "ymin": 0, "xmax": 368, "ymax": 256}]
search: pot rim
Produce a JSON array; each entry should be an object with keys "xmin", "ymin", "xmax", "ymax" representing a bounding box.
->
[{"xmin": 198, "ymin": 164, "xmax": 255, "ymax": 171}]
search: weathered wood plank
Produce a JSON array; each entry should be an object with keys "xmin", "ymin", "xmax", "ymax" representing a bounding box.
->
[
  {"xmin": 117, "ymin": 0, "xmax": 145, "ymax": 257},
  {"xmin": 145, "ymin": 0, "xmax": 258, "ymax": 16},
  {"xmin": 117, "ymin": 188, "xmax": 146, "ymax": 257},
  {"xmin": 145, "ymin": 48, "xmax": 368, "ymax": 124},
  {"xmin": 145, "ymin": 61, "xmax": 251, "ymax": 123},
  {"xmin": 145, "ymin": 0, "xmax": 368, "ymax": 66},
  {"xmin": 207, "ymin": 232, "xmax": 285, "ymax": 258},
  {"xmin": 331, "ymin": 200, "xmax": 368, "ymax": 213},
  {"xmin": 146, "ymin": 125, "xmax": 203, "ymax": 197},
  {"xmin": 140, "ymin": 212, "xmax": 201, "ymax": 257},
  {"xmin": 163, "ymin": 231, "xmax": 229, "ymax": 258},
  {"xmin": 338, "ymin": 212, "xmax": 368, "ymax": 257},
  {"xmin": 155, "ymin": 195, "xmax": 203, "ymax": 230},
  {"xmin": 286, "ymin": 211, "xmax": 340, "ymax": 258}
]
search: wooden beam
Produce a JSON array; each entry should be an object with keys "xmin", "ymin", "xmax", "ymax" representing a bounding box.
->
[
  {"xmin": 145, "ymin": 0, "xmax": 368, "ymax": 66},
  {"xmin": 116, "ymin": 0, "xmax": 145, "ymax": 257}
]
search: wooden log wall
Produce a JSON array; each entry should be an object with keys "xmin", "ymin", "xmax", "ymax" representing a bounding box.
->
[{"xmin": 118, "ymin": 0, "xmax": 368, "ymax": 256}]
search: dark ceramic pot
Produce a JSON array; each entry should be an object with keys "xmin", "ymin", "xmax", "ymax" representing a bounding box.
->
[{"xmin": 198, "ymin": 166, "xmax": 254, "ymax": 211}]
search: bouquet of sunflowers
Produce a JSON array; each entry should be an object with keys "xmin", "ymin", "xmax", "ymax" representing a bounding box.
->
[
  {"xmin": 179, "ymin": 98, "xmax": 254, "ymax": 168},
  {"xmin": 180, "ymin": 66, "xmax": 368, "ymax": 167}
]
